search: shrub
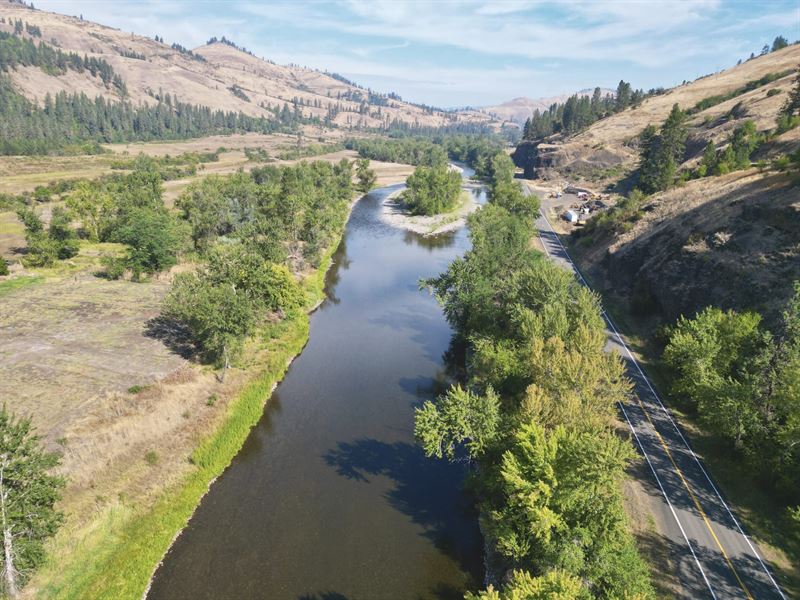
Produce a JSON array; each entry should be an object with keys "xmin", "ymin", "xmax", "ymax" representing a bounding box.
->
[
  {"xmin": 101, "ymin": 254, "xmax": 127, "ymax": 280},
  {"xmin": 0, "ymin": 258, "xmax": 8, "ymax": 276}
]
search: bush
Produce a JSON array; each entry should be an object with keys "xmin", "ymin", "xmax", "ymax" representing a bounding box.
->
[
  {"xmin": 23, "ymin": 234, "xmax": 61, "ymax": 267},
  {"xmin": 0, "ymin": 258, "xmax": 8, "ymax": 276},
  {"xmin": 101, "ymin": 255, "xmax": 127, "ymax": 280}
]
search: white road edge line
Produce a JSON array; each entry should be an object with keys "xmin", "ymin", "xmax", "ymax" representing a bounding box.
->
[
  {"xmin": 536, "ymin": 205, "xmax": 786, "ymax": 599},
  {"xmin": 619, "ymin": 401, "xmax": 717, "ymax": 599}
]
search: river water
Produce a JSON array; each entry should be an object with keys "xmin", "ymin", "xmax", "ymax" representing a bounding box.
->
[{"xmin": 148, "ymin": 168, "xmax": 485, "ymax": 600}]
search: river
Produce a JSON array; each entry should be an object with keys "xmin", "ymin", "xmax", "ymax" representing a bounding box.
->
[{"xmin": 147, "ymin": 167, "xmax": 485, "ymax": 600}]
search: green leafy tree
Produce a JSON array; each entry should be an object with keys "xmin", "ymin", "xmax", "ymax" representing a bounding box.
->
[
  {"xmin": 16, "ymin": 207, "xmax": 77, "ymax": 267},
  {"xmin": 65, "ymin": 181, "xmax": 114, "ymax": 242},
  {"xmin": 0, "ymin": 407, "xmax": 64, "ymax": 597},
  {"xmin": 47, "ymin": 207, "xmax": 79, "ymax": 260},
  {"xmin": 164, "ymin": 274, "xmax": 255, "ymax": 376},
  {"xmin": 483, "ymin": 422, "xmax": 649, "ymax": 597},
  {"xmin": 355, "ymin": 158, "xmax": 377, "ymax": 193},
  {"xmin": 466, "ymin": 569, "xmax": 582, "ymax": 600},
  {"xmin": 415, "ymin": 386, "xmax": 501, "ymax": 460},
  {"xmin": 403, "ymin": 164, "xmax": 461, "ymax": 215},
  {"xmin": 205, "ymin": 245, "xmax": 304, "ymax": 314},
  {"xmin": 111, "ymin": 209, "xmax": 185, "ymax": 279},
  {"xmin": 664, "ymin": 307, "xmax": 767, "ymax": 446}
]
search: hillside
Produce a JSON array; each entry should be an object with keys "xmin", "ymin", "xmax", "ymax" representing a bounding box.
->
[
  {"xmin": 479, "ymin": 88, "xmax": 615, "ymax": 124},
  {"xmin": 514, "ymin": 44, "xmax": 800, "ymax": 181},
  {"xmin": 577, "ymin": 166, "xmax": 799, "ymax": 326},
  {"xmin": 518, "ymin": 43, "xmax": 800, "ymax": 329},
  {"xmin": 0, "ymin": 1, "xmax": 493, "ymax": 131}
]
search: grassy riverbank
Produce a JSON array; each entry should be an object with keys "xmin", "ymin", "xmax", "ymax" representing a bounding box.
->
[{"xmin": 30, "ymin": 218, "xmax": 347, "ymax": 599}]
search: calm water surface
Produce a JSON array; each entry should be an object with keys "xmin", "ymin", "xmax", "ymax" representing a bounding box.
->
[{"xmin": 148, "ymin": 170, "xmax": 485, "ymax": 600}]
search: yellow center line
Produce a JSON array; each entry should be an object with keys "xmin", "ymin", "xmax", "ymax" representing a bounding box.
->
[{"xmin": 633, "ymin": 394, "xmax": 753, "ymax": 599}]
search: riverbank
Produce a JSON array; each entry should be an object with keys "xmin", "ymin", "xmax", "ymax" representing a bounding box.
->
[
  {"xmin": 381, "ymin": 186, "xmax": 480, "ymax": 236},
  {"xmin": 24, "ymin": 200, "xmax": 355, "ymax": 600}
]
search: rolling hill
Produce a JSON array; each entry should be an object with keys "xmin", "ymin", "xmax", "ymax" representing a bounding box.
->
[
  {"xmin": 0, "ymin": 1, "xmax": 494, "ymax": 131},
  {"xmin": 513, "ymin": 44, "xmax": 800, "ymax": 181}
]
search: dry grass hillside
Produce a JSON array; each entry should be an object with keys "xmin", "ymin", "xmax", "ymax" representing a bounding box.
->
[
  {"xmin": 576, "ymin": 168, "xmax": 800, "ymax": 327},
  {"xmin": 0, "ymin": 1, "xmax": 493, "ymax": 130},
  {"xmin": 513, "ymin": 43, "xmax": 800, "ymax": 332},
  {"xmin": 520, "ymin": 44, "xmax": 800, "ymax": 183}
]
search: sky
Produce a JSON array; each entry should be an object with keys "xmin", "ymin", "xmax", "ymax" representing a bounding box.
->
[{"xmin": 35, "ymin": 0, "xmax": 800, "ymax": 108}]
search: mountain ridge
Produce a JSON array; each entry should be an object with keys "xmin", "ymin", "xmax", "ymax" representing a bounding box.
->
[{"xmin": 0, "ymin": 1, "xmax": 495, "ymax": 131}]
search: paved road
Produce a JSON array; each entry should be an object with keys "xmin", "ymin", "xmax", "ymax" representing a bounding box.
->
[{"xmin": 531, "ymin": 189, "xmax": 786, "ymax": 600}]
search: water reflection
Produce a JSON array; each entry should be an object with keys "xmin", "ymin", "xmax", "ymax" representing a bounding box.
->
[{"xmin": 402, "ymin": 229, "xmax": 458, "ymax": 251}]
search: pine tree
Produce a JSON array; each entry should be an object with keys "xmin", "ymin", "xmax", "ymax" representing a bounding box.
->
[
  {"xmin": 782, "ymin": 65, "xmax": 800, "ymax": 117},
  {"xmin": 772, "ymin": 36, "xmax": 789, "ymax": 52}
]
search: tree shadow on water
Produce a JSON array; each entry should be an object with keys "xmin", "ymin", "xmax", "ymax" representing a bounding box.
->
[
  {"xmin": 298, "ymin": 593, "xmax": 350, "ymax": 600},
  {"xmin": 322, "ymin": 438, "xmax": 483, "ymax": 581}
]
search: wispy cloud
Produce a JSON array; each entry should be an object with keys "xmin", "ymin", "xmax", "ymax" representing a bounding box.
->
[{"xmin": 32, "ymin": 0, "xmax": 799, "ymax": 106}]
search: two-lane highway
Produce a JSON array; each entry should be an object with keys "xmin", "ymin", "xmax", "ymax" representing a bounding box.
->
[{"xmin": 531, "ymin": 188, "xmax": 786, "ymax": 600}]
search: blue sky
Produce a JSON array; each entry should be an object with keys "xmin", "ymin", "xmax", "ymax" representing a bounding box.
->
[{"xmin": 36, "ymin": 0, "xmax": 800, "ymax": 107}]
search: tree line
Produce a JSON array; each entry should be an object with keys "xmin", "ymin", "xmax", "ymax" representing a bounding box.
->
[
  {"xmin": 0, "ymin": 29, "xmax": 330, "ymax": 155},
  {"xmin": 165, "ymin": 159, "xmax": 355, "ymax": 375},
  {"xmin": 0, "ymin": 30, "xmax": 125, "ymax": 94},
  {"xmin": 345, "ymin": 134, "xmax": 505, "ymax": 178},
  {"xmin": 663, "ymin": 286, "xmax": 800, "ymax": 538},
  {"xmin": 522, "ymin": 80, "xmax": 660, "ymax": 141},
  {"xmin": 0, "ymin": 76, "xmax": 301, "ymax": 155},
  {"xmin": 415, "ymin": 153, "xmax": 653, "ymax": 598}
]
